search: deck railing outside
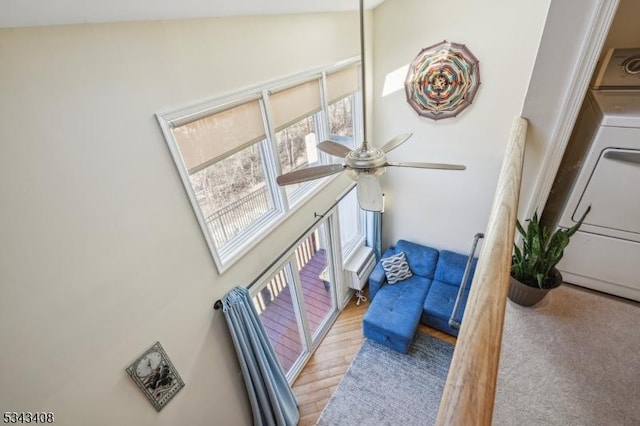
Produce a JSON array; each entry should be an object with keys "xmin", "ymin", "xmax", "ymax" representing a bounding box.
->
[
  {"xmin": 294, "ymin": 231, "xmax": 319, "ymax": 270},
  {"xmin": 205, "ymin": 186, "xmax": 270, "ymax": 247},
  {"xmin": 435, "ymin": 117, "xmax": 528, "ymax": 426},
  {"xmin": 204, "ymin": 162, "xmax": 316, "ymax": 248},
  {"xmin": 252, "ymin": 231, "xmax": 319, "ymax": 314}
]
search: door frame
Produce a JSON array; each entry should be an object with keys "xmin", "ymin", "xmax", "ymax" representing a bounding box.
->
[{"xmin": 520, "ymin": 0, "xmax": 620, "ymax": 221}]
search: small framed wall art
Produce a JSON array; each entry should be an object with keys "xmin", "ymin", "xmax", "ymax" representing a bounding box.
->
[
  {"xmin": 126, "ymin": 341, "xmax": 185, "ymax": 411},
  {"xmin": 405, "ymin": 40, "xmax": 481, "ymax": 120}
]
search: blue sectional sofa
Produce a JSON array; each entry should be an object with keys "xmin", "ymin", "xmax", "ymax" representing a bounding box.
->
[{"xmin": 363, "ymin": 240, "xmax": 477, "ymax": 353}]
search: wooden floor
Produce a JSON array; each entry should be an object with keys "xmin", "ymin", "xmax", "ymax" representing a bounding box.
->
[
  {"xmin": 258, "ymin": 250, "xmax": 332, "ymax": 373},
  {"xmin": 292, "ymin": 292, "xmax": 457, "ymax": 425}
]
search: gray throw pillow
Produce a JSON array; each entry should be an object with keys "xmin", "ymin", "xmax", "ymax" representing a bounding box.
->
[{"xmin": 380, "ymin": 251, "xmax": 413, "ymax": 284}]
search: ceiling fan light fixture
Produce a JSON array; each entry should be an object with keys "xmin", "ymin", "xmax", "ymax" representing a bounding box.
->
[
  {"xmin": 346, "ymin": 168, "xmax": 359, "ymax": 180},
  {"xmin": 346, "ymin": 166, "xmax": 386, "ymax": 181},
  {"xmin": 371, "ymin": 167, "xmax": 386, "ymax": 177},
  {"xmin": 356, "ymin": 172, "xmax": 384, "ymax": 212},
  {"xmin": 345, "ymin": 145, "xmax": 386, "ymax": 169}
]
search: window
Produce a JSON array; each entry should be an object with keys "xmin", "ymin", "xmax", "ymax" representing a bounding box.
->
[
  {"xmin": 328, "ymin": 96, "xmax": 355, "ymax": 148},
  {"xmin": 276, "ymin": 115, "xmax": 322, "ymax": 202},
  {"xmin": 166, "ymin": 97, "xmax": 281, "ymax": 268},
  {"xmin": 337, "ymin": 186, "xmax": 365, "ymax": 260},
  {"xmin": 157, "ymin": 60, "xmax": 361, "ymax": 273},
  {"xmin": 326, "ymin": 65, "xmax": 360, "ymax": 150},
  {"xmin": 190, "ymin": 143, "xmax": 273, "ymax": 249},
  {"xmin": 270, "ymin": 79, "xmax": 324, "ymax": 204}
]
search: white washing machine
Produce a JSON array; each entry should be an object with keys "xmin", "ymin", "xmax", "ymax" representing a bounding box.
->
[{"xmin": 556, "ymin": 48, "xmax": 640, "ymax": 301}]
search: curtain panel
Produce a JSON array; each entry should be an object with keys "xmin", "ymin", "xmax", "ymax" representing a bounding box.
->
[
  {"xmin": 366, "ymin": 210, "xmax": 382, "ymax": 260},
  {"xmin": 221, "ymin": 286, "xmax": 299, "ymax": 426}
]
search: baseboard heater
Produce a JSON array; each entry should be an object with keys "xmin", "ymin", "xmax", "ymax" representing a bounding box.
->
[{"xmin": 345, "ymin": 246, "xmax": 376, "ymax": 294}]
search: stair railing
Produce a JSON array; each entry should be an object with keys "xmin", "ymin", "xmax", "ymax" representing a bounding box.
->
[{"xmin": 435, "ymin": 117, "xmax": 528, "ymax": 426}]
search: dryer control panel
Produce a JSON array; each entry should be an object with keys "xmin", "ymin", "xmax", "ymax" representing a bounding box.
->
[{"xmin": 593, "ymin": 48, "xmax": 640, "ymax": 89}]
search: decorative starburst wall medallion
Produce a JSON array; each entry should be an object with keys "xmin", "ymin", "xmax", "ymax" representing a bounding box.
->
[{"xmin": 405, "ymin": 40, "xmax": 480, "ymax": 120}]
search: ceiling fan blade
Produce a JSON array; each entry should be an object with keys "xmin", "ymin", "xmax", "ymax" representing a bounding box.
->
[
  {"xmin": 318, "ymin": 140, "xmax": 352, "ymax": 158},
  {"xmin": 356, "ymin": 173, "xmax": 384, "ymax": 212},
  {"xmin": 276, "ymin": 164, "xmax": 345, "ymax": 186},
  {"xmin": 381, "ymin": 133, "xmax": 413, "ymax": 153},
  {"xmin": 385, "ymin": 161, "xmax": 466, "ymax": 171}
]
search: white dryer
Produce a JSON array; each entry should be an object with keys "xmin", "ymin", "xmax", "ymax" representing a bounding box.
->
[{"xmin": 556, "ymin": 48, "xmax": 640, "ymax": 301}]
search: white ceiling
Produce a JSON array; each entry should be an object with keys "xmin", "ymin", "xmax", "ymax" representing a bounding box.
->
[{"xmin": 0, "ymin": 0, "xmax": 386, "ymax": 28}]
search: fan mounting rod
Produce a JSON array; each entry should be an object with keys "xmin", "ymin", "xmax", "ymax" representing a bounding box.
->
[{"xmin": 359, "ymin": 0, "xmax": 369, "ymax": 151}]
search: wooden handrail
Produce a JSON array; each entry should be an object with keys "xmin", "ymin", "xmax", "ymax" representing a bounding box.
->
[{"xmin": 435, "ymin": 117, "xmax": 528, "ymax": 426}]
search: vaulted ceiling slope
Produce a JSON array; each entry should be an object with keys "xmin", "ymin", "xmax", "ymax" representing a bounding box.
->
[{"xmin": 1, "ymin": 0, "xmax": 386, "ymax": 28}]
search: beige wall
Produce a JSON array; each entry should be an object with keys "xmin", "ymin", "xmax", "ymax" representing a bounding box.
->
[
  {"xmin": 372, "ymin": 0, "xmax": 550, "ymax": 253},
  {"xmin": 0, "ymin": 13, "xmax": 358, "ymax": 425}
]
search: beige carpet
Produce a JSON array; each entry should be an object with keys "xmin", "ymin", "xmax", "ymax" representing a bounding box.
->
[{"xmin": 493, "ymin": 284, "xmax": 640, "ymax": 425}]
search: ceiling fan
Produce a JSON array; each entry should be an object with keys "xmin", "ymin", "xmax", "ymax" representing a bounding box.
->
[{"xmin": 276, "ymin": 0, "xmax": 466, "ymax": 211}]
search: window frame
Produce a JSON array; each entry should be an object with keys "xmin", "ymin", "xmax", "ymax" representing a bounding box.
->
[
  {"xmin": 336, "ymin": 185, "xmax": 367, "ymax": 264},
  {"xmin": 157, "ymin": 57, "xmax": 360, "ymax": 273}
]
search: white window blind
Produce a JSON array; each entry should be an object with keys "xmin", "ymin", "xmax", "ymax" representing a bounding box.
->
[
  {"xmin": 270, "ymin": 79, "xmax": 322, "ymax": 132},
  {"xmin": 172, "ymin": 99, "xmax": 266, "ymax": 174},
  {"xmin": 326, "ymin": 65, "xmax": 360, "ymax": 104}
]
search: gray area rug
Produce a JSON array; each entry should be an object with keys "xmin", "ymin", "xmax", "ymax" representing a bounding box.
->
[
  {"xmin": 316, "ymin": 332, "xmax": 453, "ymax": 426},
  {"xmin": 494, "ymin": 284, "xmax": 640, "ymax": 425}
]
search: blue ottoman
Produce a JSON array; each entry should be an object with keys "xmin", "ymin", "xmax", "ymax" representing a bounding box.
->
[{"xmin": 363, "ymin": 275, "xmax": 431, "ymax": 353}]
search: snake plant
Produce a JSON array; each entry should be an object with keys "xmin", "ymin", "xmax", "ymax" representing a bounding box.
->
[{"xmin": 511, "ymin": 206, "xmax": 591, "ymax": 289}]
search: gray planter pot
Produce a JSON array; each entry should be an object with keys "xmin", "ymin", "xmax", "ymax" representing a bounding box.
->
[{"xmin": 508, "ymin": 268, "xmax": 563, "ymax": 307}]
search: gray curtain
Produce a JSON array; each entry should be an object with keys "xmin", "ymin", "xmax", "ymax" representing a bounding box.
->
[
  {"xmin": 366, "ymin": 210, "xmax": 382, "ymax": 260},
  {"xmin": 221, "ymin": 286, "xmax": 299, "ymax": 426}
]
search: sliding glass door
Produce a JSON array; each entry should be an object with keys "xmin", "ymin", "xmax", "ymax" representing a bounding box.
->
[
  {"xmin": 252, "ymin": 263, "xmax": 304, "ymax": 373},
  {"xmin": 250, "ymin": 218, "xmax": 338, "ymax": 379},
  {"xmin": 294, "ymin": 226, "xmax": 334, "ymax": 340}
]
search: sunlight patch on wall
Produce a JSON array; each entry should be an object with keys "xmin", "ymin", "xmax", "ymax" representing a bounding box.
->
[{"xmin": 382, "ymin": 64, "xmax": 409, "ymax": 97}]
